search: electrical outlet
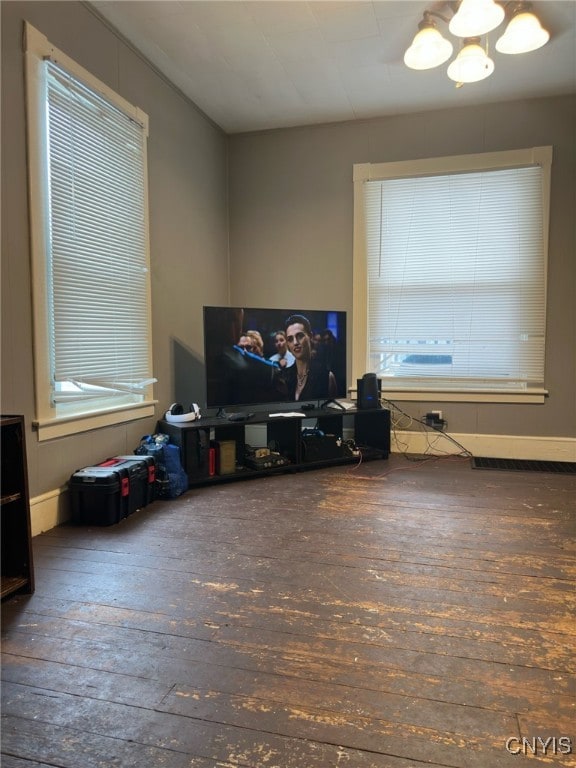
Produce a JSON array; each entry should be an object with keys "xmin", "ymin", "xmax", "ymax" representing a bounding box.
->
[{"xmin": 424, "ymin": 411, "xmax": 446, "ymax": 430}]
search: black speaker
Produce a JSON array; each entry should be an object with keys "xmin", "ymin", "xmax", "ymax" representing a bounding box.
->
[{"xmin": 357, "ymin": 373, "xmax": 381, "ymax": 410}]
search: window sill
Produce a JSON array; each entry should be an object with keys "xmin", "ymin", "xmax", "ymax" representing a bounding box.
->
[
  {"xmin": 377, "ymin": 388, "xmax": 548, "ymax": 405},
  {"xmin": 33, "ymin": 401, "xmax": 157, "ymax": 441}
]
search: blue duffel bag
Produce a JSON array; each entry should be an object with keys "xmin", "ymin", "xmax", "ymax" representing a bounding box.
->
[{"xmin": 135, "ymin": 434, "xmax": 188, "ymax": 499}]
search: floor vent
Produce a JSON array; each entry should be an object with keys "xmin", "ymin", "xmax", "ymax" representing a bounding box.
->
[{"xmin": 471, "ymin": 457, "xmax": 576, "ymax": 474}]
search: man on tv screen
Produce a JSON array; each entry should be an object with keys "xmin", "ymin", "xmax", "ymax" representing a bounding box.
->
[{"xmin": 280, "ymin": 314, "xmax": 337, "ymax": 401}]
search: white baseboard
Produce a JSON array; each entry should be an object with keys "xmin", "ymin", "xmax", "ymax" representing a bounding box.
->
[
  {"xmin": 392, "ymin": 430, "xmax": 576, "ymax": 462},
  {"xmin": 29, "ymin": 432, "xmax": 575, "ymax": 536},
  {"xmin": 30, "ymin": 486, "xmax": 70, "ymax": 537}
]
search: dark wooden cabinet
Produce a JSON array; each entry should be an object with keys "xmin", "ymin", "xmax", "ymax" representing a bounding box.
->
[
  {"xmin": 160, "ymin": 407, "xmax": 390, "ymax": 487},
  {"xmin": 1, "ymin": 415, "xmax": 34, "ymax": 599}
]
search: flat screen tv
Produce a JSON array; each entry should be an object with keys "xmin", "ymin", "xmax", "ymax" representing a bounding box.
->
[{"xmin": 203, "ymin": 306, "xmax": 347, "ymax": 409}]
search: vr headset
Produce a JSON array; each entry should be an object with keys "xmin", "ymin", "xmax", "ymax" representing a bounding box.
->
[{"xmin": 164, "ymin": 402, "xmax": 201, "ymax": 424}]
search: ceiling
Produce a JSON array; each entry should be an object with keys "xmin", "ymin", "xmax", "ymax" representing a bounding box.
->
[{"xmin": 89, "ymin": 0, "xmax": 576, "ymax": 134}]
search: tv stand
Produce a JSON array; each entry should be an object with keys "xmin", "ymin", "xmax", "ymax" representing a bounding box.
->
[{"xmin": 159, "ymin": 407, "xmax": 390, "ymax": 488}]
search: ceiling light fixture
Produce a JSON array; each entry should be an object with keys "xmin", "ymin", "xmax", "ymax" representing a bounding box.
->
[
  {"xmin": 449, "ymin": 0, "xmax": 505, "ymax": 37},
  {"xmin": 404, "ymin": 1, "xmax": 549, "ymax": 86},
  {"xmin": 403, "ymin": 12, "xmax": 454, "ymax": 70},
  {"xmin": 496, "ymin": 4, "xmax": 550, "ymax": 53},
  {"xmin": 447, "ymin": 37, "xmax": 495, "ymax": 83}
]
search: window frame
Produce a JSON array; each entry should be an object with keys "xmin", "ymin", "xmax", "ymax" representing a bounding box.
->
[
  {"xmin": 352, "ymin": 146, "xmax": 552, "ymax": 404},
  {"xmin": 24, "ymin": 23, "xmax": 156, "ymax": 441}
]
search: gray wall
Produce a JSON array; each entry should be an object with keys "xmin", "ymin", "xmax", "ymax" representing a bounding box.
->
[
  {"xmin": 1, "ymin": 2, "xmax": 229, "ymax": 498},
  {"xmin": 1, "ymin": 1, "xmax": 575, "ymax": 510},
  {"xmin": 228, "ymin": 96, "xmax": 576, "ymax": 439}
]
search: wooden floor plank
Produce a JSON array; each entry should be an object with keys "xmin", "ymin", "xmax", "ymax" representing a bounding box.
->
[
  {"xmin": 30, "ymin": 539, "xmax": 576, "ymax": 603},
  {"xmin": 3, "ymin": 456, "xmax": 575, "ymax": 767},
  {"xmin": 12, "ymin": 563, "xmax": 572, "ymax": 661},
  {"xmin": 0, "ymin": 756, "xmax": 57, "ymax": 768},
  {"xmin": 4, "ymin": 596, "xmax": 573, "ymax": 676},
  {"xmin": 2, "ymin": 614, "xmax": 573, "ymax": 722},
  {"xmin": 1, "ymin": 714, "xmax": 229, "ymax": 768},
  {"xmin": 2, "ymin": 682, "xmax": 440, "ymax": 768}
]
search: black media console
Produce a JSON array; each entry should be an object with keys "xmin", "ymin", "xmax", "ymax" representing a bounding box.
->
[{"xmin": 159, "ymin": 407, "xmax": 390, "ymax": 488}]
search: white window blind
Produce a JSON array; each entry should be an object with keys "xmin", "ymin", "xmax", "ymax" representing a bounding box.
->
[
  {"xmin": 45, "ymin": 61, "xmax": 154, "ymax": 408},
  {"xmin": 363, "ymin": 164, "xmax": 547, "ymax": 390}
]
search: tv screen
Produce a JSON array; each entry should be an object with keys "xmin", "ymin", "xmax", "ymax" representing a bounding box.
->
[{"xmin": 203, "ymin": 306, "xmax": 347, "ymax": 409}]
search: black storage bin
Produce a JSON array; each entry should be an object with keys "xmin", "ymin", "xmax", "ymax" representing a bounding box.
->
[
  {"xmin": 97, "ymin": 457, "xmax": 151, "ymax": 515},
  {"xmin": 112, "ymin": 455, "xmax": 156, "ymax": 506},
  {"xmin": 70, "ymin": 467, "xmax": 129, "ymax": 526}
]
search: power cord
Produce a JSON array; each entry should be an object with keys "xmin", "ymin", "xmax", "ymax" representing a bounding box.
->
[{"xmin": 380, "ymin": 396, "xmax": 473, "ymax": 460}]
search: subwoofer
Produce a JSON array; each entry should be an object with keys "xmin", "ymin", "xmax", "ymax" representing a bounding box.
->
[{"xmin": 357, "ymin": 373, "xmax": 381, "ymax": 410}]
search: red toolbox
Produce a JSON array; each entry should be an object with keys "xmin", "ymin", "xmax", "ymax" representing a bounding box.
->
[
  {"xmin": 69, "ymin": 455, "xmax": 156, "ymax": 526},
  {"xmin": 112, "ymin": 455, "xmax": 156, "ymax": 506},
  {"xmin": 97, "ymin": 456, "xmax": 154, "ymax": 515},
  {"xmin": 69, "ymin": 466, "xmax": 130, "ymax": 526}
]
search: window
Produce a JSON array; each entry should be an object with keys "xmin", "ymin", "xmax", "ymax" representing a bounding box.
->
[
  {"xmin": 25, "ymin": 23, "xmax": 156, "ymax": 440},
  {"xmin": 353, "ymin": 147, "xmax": 552, "ymax": 403}
]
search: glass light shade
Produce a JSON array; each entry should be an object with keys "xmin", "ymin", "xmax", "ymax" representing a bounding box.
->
[
  {"xmin": 447, "ymin": 41, "xmax": 495, "ymax": 83},
  {"xmin": 495, "ymin": 12, "xmax": 550, "ymax": 54},
  {"xmin": 404, "ymin": 26, "xmax": 454, "ymax": 70},
  {"xmin": 449, "ymin": 0, "xmax": 505, "ymax": 37}
]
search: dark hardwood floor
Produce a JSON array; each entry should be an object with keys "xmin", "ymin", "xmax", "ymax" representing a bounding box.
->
[{"xmin": 2, "ymin": 454, "xmax": 575, "ymax": 767}]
